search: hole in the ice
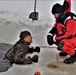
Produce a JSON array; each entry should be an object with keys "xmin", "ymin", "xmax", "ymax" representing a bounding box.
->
[
  {"xmin": 47, "ymin": 64, "xmax": 58, "ymax": 69},
  {"xmin": 50, "ymin": 64, "xmax": 58, "ymax": 68}
]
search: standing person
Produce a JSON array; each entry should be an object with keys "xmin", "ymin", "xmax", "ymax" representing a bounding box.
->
[
  {"xmin": 47, "ymin": 0, "xmax": 76, "ymax": 64},
  {"xmin": 4, "ymin": 31, "xmax": 40, "ymax": 65}
]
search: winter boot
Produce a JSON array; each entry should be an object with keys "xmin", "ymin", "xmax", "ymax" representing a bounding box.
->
[
  {"xmin": 59, "ymin": 51, "xmax": 68, "ymax": 56},
  {"xmin": 64, "ymin": 52, "xmax": 76, "ymax": 64}
]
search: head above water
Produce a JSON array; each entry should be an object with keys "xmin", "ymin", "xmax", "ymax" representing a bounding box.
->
[
  {"xmin": 51, "ymin": 3, "xmax": 65, "ymax": 19},
  {"xmin": 19, "ymin": 31, "xmax": 32, "ymax": 43}
]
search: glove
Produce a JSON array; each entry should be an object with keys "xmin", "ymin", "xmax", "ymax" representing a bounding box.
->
[
  {"xmin": 32, "ymin": 55, "xmax": 39, "ymax": 63},
  {"xmin": 34, "ymin": 47, "xmax": 40, "ymax": 53},
  {"xmin": 24, "ymin": 56, "xmax": 32, "ymax": 64},
  {"xmin": 47, "ymin": 34, "xmax": 54, "ymax": 45},
  {"xmin": 28, "ymin": 47, "xmax": 34, "ymax": 53}
]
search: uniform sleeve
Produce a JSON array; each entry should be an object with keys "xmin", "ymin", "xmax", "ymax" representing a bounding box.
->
[
  {"xmin": 56, "ymin": 23, "xmax": 66, "ymax": 36},
  {"xmin": 56, "ymin": 20, "xmax": 76, "ymax": 41},
  {"xmin": 14, "ymin": 44, "xmax": 32, "ymax": 64},
  {"xmin": 49, "ymin": 23, "xmax": 57, "ymax": 34}
]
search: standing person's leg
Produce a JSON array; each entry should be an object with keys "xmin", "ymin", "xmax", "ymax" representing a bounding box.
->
[{"xmin": 58, "ymin": 38, "xmax": 76, "ymax": 64}]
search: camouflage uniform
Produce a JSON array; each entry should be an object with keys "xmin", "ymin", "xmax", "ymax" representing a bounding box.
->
[{"xmin": 4, "ymin": 39, "xmax": 32, "ymax": 64}]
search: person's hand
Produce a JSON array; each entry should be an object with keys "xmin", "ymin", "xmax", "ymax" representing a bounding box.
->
[
  {"xmin": 32, "ymin": 55, "xmax": 39, "ymax": 63},
  {"xmin": 34, "ymin": 47, "xmax": 40, "ymax": 53},
  {"xmin": 28, "ymin": 47, "xmax": 34, "ymax": 53},
  {"xmin": 47, "ymin": 33, "xmax": 54, "ymax": 45},
  {"xmin": 24, "ymin": 56, "xmax": 32, "ymax": 64}
]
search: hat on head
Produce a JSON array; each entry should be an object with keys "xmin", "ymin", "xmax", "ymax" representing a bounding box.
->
[{"xmin": 51, "ymin": 3, "xmax": 64, "ymax": 14}]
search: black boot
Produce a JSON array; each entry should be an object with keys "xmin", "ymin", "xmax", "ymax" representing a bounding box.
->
[
  {"xmin": 64, "ymin": 53, "xmax": 76, "ymax": 64},
  {"xmin": 59, "ymin": 51, "xmax": 68, "ymax": 56}
]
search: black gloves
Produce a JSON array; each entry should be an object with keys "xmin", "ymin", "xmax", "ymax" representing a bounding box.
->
[
  {"xmin": 32, "ymin": 55, "xmax": 39, "ymax": 63},
  {"xmin": 28, "ymin": 47, "xmax": 40, "ymax": 63},
  {"xmin": 47, "ymin": 27, "xmax": 57, "ymax": 45},
  {"xmin": 34, "ymin": 47, "xmax": 40, "ymax": 53},
  {"xmin": 28, "ymin": 47, "xmax": 40, "ymax": 53},
  {"xmin": 47, "ymin": 35, "xmax": 54, "ymax": 45},
  {"xmin": 28, "ymin": 47, "xmax": 34, "ymax": 53}
]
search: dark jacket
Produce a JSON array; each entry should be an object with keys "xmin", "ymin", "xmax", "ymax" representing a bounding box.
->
[{"xmin": 4, "ymin": 39, "xmax": 32, "ymax": 64}]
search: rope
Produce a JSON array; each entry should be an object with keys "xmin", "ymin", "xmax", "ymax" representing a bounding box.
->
[{"xmin": 30, "ymin": 46, "xmax": 57, "ymax": 48}]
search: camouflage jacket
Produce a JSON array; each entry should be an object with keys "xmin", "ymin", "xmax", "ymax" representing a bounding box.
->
[{"xmin": 4, "ymin": 39, "xmax": 32, "ymax": 64}]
